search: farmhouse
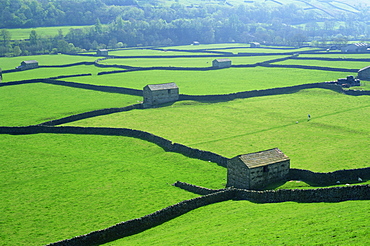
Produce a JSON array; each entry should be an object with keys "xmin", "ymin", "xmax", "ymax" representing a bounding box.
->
[
  {"xmin": 250, "ymin": 42, "xmax": 261, "ymax": 48},
  {"xmin": 358, "ymin": 66, "xmax": 370, "ymax": 80},
  {"xmin": 212, "ymin": 58, "xmax": 232, "ymax": 68},
  {"xmin": 16, "ymin": 60, "xmax": 39, "ymax": 70},
  {"xmin": 143, "ymin": 82, "xmax": 179, "ymax": 108},
  {"xmin": 341, "ymin": 43, "xmax": 370, "ymax": 53},
  {"xmin": 226, "ymin": 148, "xmax": 290, "ymax": 190},
  {"xmin": 97, "ymin": 49, "xmax": 109, "ymax": 56}
]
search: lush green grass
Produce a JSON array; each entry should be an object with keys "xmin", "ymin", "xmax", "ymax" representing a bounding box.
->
[
  {"xmin": 3, "ymin": 26, "xmax": 93, "ymax": 40},
  {"xmin": 62, "ymin": 67, "xmax": 350, "ymax": 95},
  {"xmin": 107, "ymin": 200, "xmax": 370, "ymax": 245},
  {"xmin": 301, "ymin": 53, "xmax": 370, "ymax": 59},
  {"xmin": 0, "ymin": 83, "xmax": 140, "ymax": 126},
  {"xmin": 98, "ymin": 56, "xmax": 288, "ymax": 67},
  {"xmin": 108, "ymin": 48, "xmax": 214, "ymax": 56},
  {"xmin": 0, "ymin": 54, "xmax": 99, "ymax": 71},
  {"xmin": 66, "ymin": 89, "xmax": 370, "ymax": 172},
  {"xmin": 1, "ymin": 65, "xmax": 119, "ymax": 82},
  {"xmin": 0, "ymin": 133, "xmax": 225, "ymax": 246},
  {"xmin": 276, "ymin": 59, "xmax": 369, "ymax": 70}
]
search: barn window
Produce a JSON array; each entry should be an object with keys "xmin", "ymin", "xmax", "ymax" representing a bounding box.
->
[{"xmin": 263, "ymin": 166, "xmax": 269, "ymax": 172}]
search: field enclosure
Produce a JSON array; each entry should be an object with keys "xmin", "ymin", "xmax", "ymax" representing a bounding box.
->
[{"xmin": 1, "ymin": 44, "xmax": 369, "ymax": 245}]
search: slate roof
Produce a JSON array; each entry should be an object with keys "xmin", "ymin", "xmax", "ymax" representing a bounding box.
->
[
  {"xmin": 358, "ymin": 65, "xmax": 370, "ymax": 72},
  {"xmin": 22, "ymin": 60, "xmax": 38, "ymax": 64},
  {"xmin": 213, "ymin": 58, "xmax": 231, "ymax": 63},
  {"xmin": 146, "ymin": 82, "xmax": 178, "ymax": 91},
  {"xmin": 236, "ymin": 148, "xmax": 289, "ymax": 169}
]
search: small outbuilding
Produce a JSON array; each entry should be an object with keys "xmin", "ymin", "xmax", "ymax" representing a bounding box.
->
[
  {"xmin": 212, "ymin": 58, "xmax": 232, "ymax": 68},
  {"xmin": 358, "ymin": 66, "xmax": 370, "ymax": 80},
  {"xmin": 97, "ymin": 49, "xmax": 109, "ymax": 56},
  {"xmin": 192, "ymin": 41, "xmax": 200, "ymax": 45},
  {"xmin": 250, "ymin": 42, "xmax": 261, "ymax": 48},
  {"xmin": 16, "ymin": 60, "xmax": 39, "ymax": 70},
  {"xmin": 341, "ymin": 43, "xmax": 370, "ymax": 53},
  {"xmin": 143, "ymin": 82, "xmax": 179, "ymax": 108},
  {"xmin": 0, "ymin": 68, "xmax": 2, "ymax": 82},
  {"xmin": 226, "ymin": 148, "xmax": 290, "ymax": 190}
]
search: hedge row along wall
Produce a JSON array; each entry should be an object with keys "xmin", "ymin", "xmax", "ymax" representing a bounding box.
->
[{"xmin": 46, "ymin": 185, "xmax": 370, "ymax": 246}]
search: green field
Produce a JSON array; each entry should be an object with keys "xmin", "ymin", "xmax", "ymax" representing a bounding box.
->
[
  {"xmin": 62, "ymin": 67, "xmax": 351, "ymax": 95},
  {"xmin": 65, "ymin": 89, "xmax": 370, "ymax": 172},
  {"xmin": 3, "ymin": 25, "xmax": 93, "ymax": 40},
  {"xmin": 98, "ymin": 55, "xmax": 288, "ymax": 67},
  {"xmin": 1, "ymin": 44, "xmax": 369, "ymax": 245},
  {"xmin": 0, "ymin": 54, "xmax": 99, "ymax": 70}
]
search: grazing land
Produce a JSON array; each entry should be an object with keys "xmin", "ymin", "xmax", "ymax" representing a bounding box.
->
[{"xmin": 0, "ymin": 44, "xmax": 369, "ymax": 245}]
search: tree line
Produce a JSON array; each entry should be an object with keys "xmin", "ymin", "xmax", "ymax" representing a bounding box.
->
[{"xmin": 1, "ymin": 0, "xmax": 370, "ymax": 56}]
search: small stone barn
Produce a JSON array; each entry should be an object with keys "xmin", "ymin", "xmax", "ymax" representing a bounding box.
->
[
  {"xmin": 97, "ymin": 49, "xmax": 109, "ymax": 56},
  {"xmin": 250, "ymin": 42, "xmax": 261, "ymax": 48},
  {"xmin": 143, "ymin": 83, "xmax": 179, "ymax": 108},
  {"xmin": 212, "ymin": 58, "xmax": 232, "ymax": 68},
  {"xmin": 226, "ymin": 148, "xmax": 290, "ymax": 190},
  {"xmin": 17, "ymin": 60, "xmax": 38, "ymax": 70},
  {"xmin": 0, "ymin": 68, "xmax": 2, "ymax": 82},
  {"xmin": 341, "ymin": 43, "xmax": 370, "ymax": 53},
  {"xmin": 358, "ymin": 66, "xmax": 370, "ymax": 80}
]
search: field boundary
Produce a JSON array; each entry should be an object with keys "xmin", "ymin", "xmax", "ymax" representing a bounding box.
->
[{"xmin": 46, "ymin": 184, "xmax": 370, "ymax": 246}]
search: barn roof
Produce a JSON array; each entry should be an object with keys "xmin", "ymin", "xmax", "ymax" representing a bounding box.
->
[
  {"xmin": 146, "ymin": 82, "xmax": 178, "ymax": 91},
  {"xmin": 213, "ymin": 58, "xmax": 231, "ymax": 62},
  {"xmin": 358, "ymin": 65, "xmax": 370, "ymax": 72},
  {"xmin": 22, "ymin": 60, "xmax": 38, "ymax": 64},
  {"xmin": 236, "ymin": 148, "xmax": 289, "ymax": 169}
]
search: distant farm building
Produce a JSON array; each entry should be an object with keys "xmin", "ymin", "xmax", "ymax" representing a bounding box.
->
[
  {"xmin": 341, "ymin": 43, "xmax": 370, "ymax": 53},
  {"xmin": 250, "ymin": 42, "xmax": 261, "ymax": 48},
  {"xmin": 143, "ymin": 83, "xmax": 179, "ymax": 108},
  {"xmin": 192, "ymin": 41, "xmax": 200, "ymax": 45},
  {"xmin": 97, "ymin": 49, "xmax": 109, "ymax": 56},
  {"xmin": 212, "ymin": 58, "xmax": 232, "ymax": 68},
  {"xmin": 358, "ymin": 66, "xmax": 370, "ymax": 80},
  {"xmin": 336, "ymin": 75, "xmax": 360, "ymax": 87},
  {"xmin": 16, "ymin": 60, "xmax": 39, "ymax": 70},
  {"xmin": 0, "ymin": 68, "xmax": 2, "ymax": 82},
  {"xmin": 226, "ymin": 148, "xmax": 290, "ymax": 190}
]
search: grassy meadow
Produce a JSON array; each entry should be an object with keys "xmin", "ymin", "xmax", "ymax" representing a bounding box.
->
[
  {"xmin": 4, "ymin": 26, "xmax": 93, "ymax": 40},
  {"xmin": 1, "ymin": 44, "xmax": 369, "ymax": 245},
  {"xmin": 62, "ymin": 67, "xmax": 351, "ymax": 95},
  {"xmin": 65, "ymin": 88, "xmax": 370, "ymax": 172},
  {"xmin": 0, "ymin": 83, "xmax": 140, "ymax": 126},
  {"xmin": 98, "ymin": 55, "xmax": 288, "ymax": 67}
]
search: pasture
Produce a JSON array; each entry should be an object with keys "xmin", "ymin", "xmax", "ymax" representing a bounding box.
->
[
  {"xmin": 3, "ymin": 26, "xmax": 93, "ymax": 40},
  {"xmin": 1, "ymin": 43, "xmax": 369, "ymax": 245}
]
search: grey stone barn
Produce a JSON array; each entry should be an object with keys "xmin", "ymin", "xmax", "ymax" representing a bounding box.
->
[
  {"xmin": 143, "ymin": 83, "xmax": 179, "ymax": 108},
  {"xmin": 250, "ymin": 42, "xmax": 261, "ymax": 48},
  {"xmin": 341, "ymin": 43, "xmax": 370, "ymax": 53},
  {"xmin": 358, "ymin": 66, "xmax": 370, "ymax": 80},
  {"xmin": 212, "ymin": 58, "xmax": 232, "ymax": 68},
  {"xmin": 226, "ymin": 148, "xmax": 290, "ymax": 190},
  {"xmin": 97, "ymin": 49, "xmax": 109, "ymax": 56},
  {"xmin": 16, "ymin": 60, "xmax": 39, "ymax": 70}
]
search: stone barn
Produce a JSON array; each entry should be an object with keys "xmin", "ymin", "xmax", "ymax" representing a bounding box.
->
[
  {"xmin": 250, "ymin": 42, "xmax": 261, "ymax": 48},
  {"xmin": 226, "ymin": 148, "xmax": 290, "ymax": 190},
  {"xmin": 358, "ymin": 66, "xmax": 370, "ymax": 80},
  {"xmin": 0, "ymin": 68, "xmax": 2, "ymax": 82},
  {"xmin": 212, "ymin": 58, "xmax": 232, "ymax": 68},
  {"xmin": 16, "ymin": 60, "xmax": 38, "ymax": 70},
  {"xmin": 341, "ymin": 43, "xmax": 370, "ymax": 53},
  {"xmin": 143, "ymin": 83, "xmax": 179, "ymax": 108},
  {"xmin": 97, "ymin": 49, "xmax": 109, "ymax": 56}
]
